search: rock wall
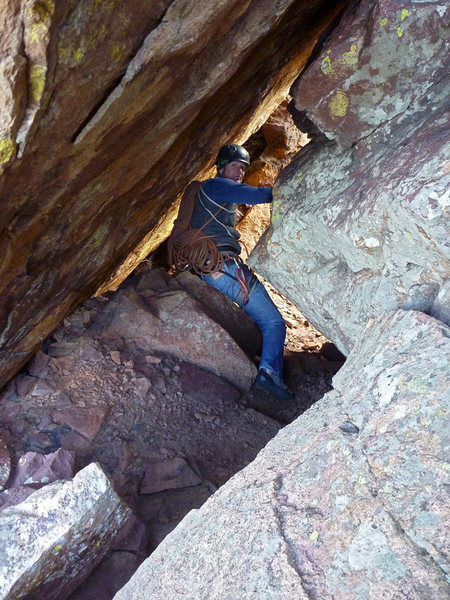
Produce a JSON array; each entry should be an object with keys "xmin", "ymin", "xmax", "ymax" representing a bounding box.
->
[
  {"xmin": 250, "ymin": 0, "xmax": 449, "ymax": 354},
  {"xmin": 0, "ymin": 0, "xmax": 347, "ymax": 389},
  {"xmin": 113, "ymin": 309, "xmax": 449, "ymax": 599}
]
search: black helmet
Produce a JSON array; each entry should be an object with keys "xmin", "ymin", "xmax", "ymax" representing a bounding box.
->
[{"xmin": 216, "ymin": 144, "xmax": 250, "ymax": 172}]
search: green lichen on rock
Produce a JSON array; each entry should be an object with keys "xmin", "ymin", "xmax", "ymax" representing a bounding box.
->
[
  {"xmin": 30, "ymin": 65, "xmax": 46, "ymax": 103},
  {"xmin": 341, "ymin": 44, "xmax": 359, "ymax": 71},
  {"xmin": 329, "ymin": 89, "xmax": 349, "ymax": 117},
  {"xmin": 0, "ymin": 139, "xmax": 17, "ymax": 164}
]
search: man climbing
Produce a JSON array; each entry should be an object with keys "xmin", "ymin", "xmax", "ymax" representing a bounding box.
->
[{"xmin": 169, "ymin": 143, "xmax": 294, "ymax": 402}]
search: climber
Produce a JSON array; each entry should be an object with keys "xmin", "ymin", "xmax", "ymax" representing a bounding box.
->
[{"xmin": 168, "ymin": 143, "xmax": 294, "ymax": 402}]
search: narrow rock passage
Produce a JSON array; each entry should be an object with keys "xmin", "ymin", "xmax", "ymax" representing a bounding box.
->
[{"xmin": 0, "ymin": 266, "xmax": 343, "ymax": 599}]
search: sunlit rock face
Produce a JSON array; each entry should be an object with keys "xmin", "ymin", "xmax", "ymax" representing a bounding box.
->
[
  {"xmin": 0, "ymin": 0, "xmax": 348, "ymax": 389},
  {"xmin": 250, "ymin": 0, "xmax": 449, "ymax": 354}
]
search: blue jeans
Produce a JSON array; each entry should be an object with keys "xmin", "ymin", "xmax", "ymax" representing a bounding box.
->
[{"xmin": 201, "ymin": 262, "xmax": 286, "ymax": 376}]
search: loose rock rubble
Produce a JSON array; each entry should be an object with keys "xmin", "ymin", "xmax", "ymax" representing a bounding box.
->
[{"xmin": 0, "ymin": 266, "xmax": 341, "ymax": 599}]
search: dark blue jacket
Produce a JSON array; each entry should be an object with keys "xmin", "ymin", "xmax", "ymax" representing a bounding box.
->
[{"xmin": 190, "ymin": 176, "xmax": 273, "ymax": 254}]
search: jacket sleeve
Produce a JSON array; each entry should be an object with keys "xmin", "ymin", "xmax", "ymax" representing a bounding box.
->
[{"xmin": 206, "ymin": 177, "xmax": 273, "ymax": 205}]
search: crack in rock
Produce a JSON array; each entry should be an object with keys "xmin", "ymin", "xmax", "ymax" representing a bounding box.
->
[{"xmin": 272, "ymin": 474, "xmax": 329, "ymax": 600}]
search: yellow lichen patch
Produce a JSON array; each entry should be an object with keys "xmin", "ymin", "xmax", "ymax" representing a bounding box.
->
[
  {"xmin": 28, "ymin": 21, "xmax": 48, "ymax": 45},
  {"xmin": 321, "ymin": 55, "xmax": 333, "ymax": 75},
  {"xmin": 73, "ymin": 47, "xmax": 85, "ymax": 61},
  {"xmin": 329, "ymin": 90, "xmax": 349, "ymax": 117},
  {"xmin": 91, "ymin": 224, "xmax": 108, "ymax": 249},
  {"xmin": 53, "ymin": 544, "xmax": 63, "ymax": 553},
  {"xmin": 397, "ymin": 27, "xmax": 403, "ymax": 37},
  {"xmin": 58, "ymin": 45, "xmax": 68, "ymax": 59},
  {"xmin": 341, "ymin": 44, "xmax": 358, "ymax": 71},
  {"xmin": 25, "ymin": 0, "xmax": 54, "ymax": 44},
  {"xmin": 30, "ymin": 65, "xmax": 46, "ymax": 103},
  {"xmin": 379, "ymin": 17, "xmax": 388, "ymax": 27},
  {"xmin": 309, "ymin": 531, "xmax": 319, "ymax": 542},
  {"xmin": 401, "ymin": 9, "xmax": 409, "ymax": 22},
  {"xmin": 35, "ymin": 0, "xmax": 54, "ymax": 21},
  {"xmin": 271, "ymin": 199, "xmax": 282, "ymax": 226},
  {"xmin": 111, "ymin": 41, "xmax": 127, "ymax": 61},
  {"xmin": 0, "ymin": 139, "xmax": 17, "ymax": 164}
]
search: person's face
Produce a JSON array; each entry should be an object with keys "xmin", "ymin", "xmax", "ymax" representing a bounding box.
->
[{"xmin": 220, "ymin": 160, "xmax": 248, "ymax": 183}]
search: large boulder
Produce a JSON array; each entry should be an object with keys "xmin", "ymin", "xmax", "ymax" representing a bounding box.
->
[
  {"xmin": 0, "ymin": 462, "xmax": 131, "ymax": 600},
  {"xmin": 95, "ymin": 269, "xmax": 259, "ymax": 392},
  {"xmin": 250, "ymin": 0, "xmax": 449, "ymax": 354},
  {"xmin": 113, "ymin": 309, "xmax": 449, "ymax": 599}
]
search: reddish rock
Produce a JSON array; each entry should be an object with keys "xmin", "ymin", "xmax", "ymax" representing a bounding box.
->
[
  {"xmin": 68, "ymin": 551, "xmax": 142, "ymax": 600},
  {"xmin": 140, "ymin": 458, "xmax": 202, "ymax": 495},
  {"xmin": 291, "ymin": 0, "xmax": 449, "ymax": 149},
  {"xmin": 27, "ymin": 350, "xmax": 50, "ymax": 378},
  {"xmin": 0, "ymin": 486, "xmax": 36, "ymax": 510},
  {"xmin": 52, "ymin": 405, "xmax": 109, "ymax": 440},
  {"xmin": 8, "ymin": 448, "xmax": 75, "ymax": 488},
  {"xmin": 170, "ymin": 269, "xmax": 262, "ymax": 359},
  {"xmin": 112, "ymin": 515, "xmax": 148, "ymax": 554},
  {"xmin": 97, "ymin": 270, "xmax": 259, "ymax": 392}
]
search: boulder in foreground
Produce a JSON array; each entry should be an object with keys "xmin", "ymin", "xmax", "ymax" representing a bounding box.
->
[{"xmin": 0, "ymin": 462, "xmax": 131, "ymax": 600}]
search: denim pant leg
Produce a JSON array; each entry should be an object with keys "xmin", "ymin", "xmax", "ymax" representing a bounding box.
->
[{"xmin": 201, "ymin": 263, "xmax": 286, "ymax": 376}]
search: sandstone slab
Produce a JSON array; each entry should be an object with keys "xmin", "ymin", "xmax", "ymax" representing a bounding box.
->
[
  {"xmin": 154, "ymin": 269, "xmax": 262, "ymax": 359},
  {"xmin": 140, "ymin": 457, "xmax": 202, "ymax": 495},
  {"xmin": 0, "ymin": 462, "xmax": 131, "ymax": 600},
  {"xmin": 113, "ymin": 310, "xmax": 449, "ymax": 599}
]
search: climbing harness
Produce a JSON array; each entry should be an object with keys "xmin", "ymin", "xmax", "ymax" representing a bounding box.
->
[{"xmin": 219, "ymin": 253, "xmax": 258, "ymax": 306}]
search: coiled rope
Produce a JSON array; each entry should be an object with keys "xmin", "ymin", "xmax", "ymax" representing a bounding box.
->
[{"xmin": 167, "ymin": 181, "xmax": 225, "ymax": 275}]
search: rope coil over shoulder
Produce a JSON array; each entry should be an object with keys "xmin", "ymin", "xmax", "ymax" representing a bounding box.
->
[
  {"xmin": 168, "ymin": 181, "xmax": 224, "ymax": 275},
  {"xmin": 167, "ymin": 180, "xmax": 255, "ymax": 305}
]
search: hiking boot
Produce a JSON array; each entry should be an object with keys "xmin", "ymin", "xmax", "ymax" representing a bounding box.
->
[{"xmin": 253, "ymin": 368, "xmax": 294, "ymax": 402}]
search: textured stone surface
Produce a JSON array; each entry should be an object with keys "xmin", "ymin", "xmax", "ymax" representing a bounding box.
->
[
  {"xmin": 7, "ymin": 447, "xmax": 75, "ymax": 488},
  {"xmin": 140, "ymin": 457, "xmax": 201, "ymax": 495},
  {"xmin": 0, "ymin": 462, "xmax": 131, "ymax": 600},
  {"xmin": 96, "ymin": 270, "xmax": 259, "ymax": 392},
  {"xmin": 0, "ymin": 0, "xmax": 347, "ymax": 390},
  {"xmin": 250, "ymin": 0, "xmax": 449, "ymax": 354},
  {"xmin": 113, "ymin": 310, "xmax": 450, "ymax": 599},
  {"xmin": 291, "ymin": 0, "xmax": 449, "ymax": 149},
  {"xmin": 172, "ymin": 269, "xmax": 262, "ymax": 359},
  {"xmin": 0, "ymin": 436, "xmax": 11, "ymax": 491}
]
